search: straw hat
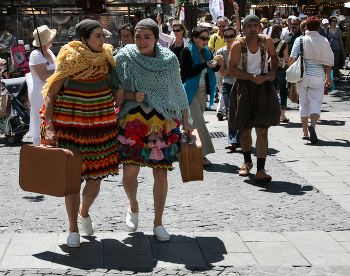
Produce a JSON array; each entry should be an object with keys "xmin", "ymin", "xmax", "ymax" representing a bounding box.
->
[
  {"xmin": 260, "ymin": 18, "xmax": 268, "ymax": 24},
  {"xmin": 32, "ymin": 25, "xmax": 56, "ymax": 47}
]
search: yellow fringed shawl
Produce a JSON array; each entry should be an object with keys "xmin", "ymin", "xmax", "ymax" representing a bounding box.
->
[{"xmin": 41, "ymin": 41, "xmax": 115, "ymax": 99}]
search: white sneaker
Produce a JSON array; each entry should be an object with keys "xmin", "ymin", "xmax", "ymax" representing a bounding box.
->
[
  {"xmin": 67, "ymin": 232, "xmax": 80, "ymax": 248},
  {"xmin": 79, "ymin": 212, "xmax": 95, "ymax": 235},
  {"xmin": 153, "ymin": 225, "xmax": 170, "ymax": 241},
  {"xmin": 126, "ymin": 209, "xmax": 138, "ymax": 232}
]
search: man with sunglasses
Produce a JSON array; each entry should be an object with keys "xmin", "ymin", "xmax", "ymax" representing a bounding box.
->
[
  {"xmin": 228, "ymin": 15, "xmax": 281, "ymax": 183},
  {"xmin": 284, "ymin": 17, "xmax": 302, "ymax": 55}
]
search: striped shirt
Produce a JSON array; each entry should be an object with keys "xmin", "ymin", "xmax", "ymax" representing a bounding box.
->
[{"xmin": 291, "ymin": 36, "xmax": 325, "ymax": 77}]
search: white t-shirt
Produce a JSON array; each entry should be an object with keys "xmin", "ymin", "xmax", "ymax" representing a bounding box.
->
[
  {"xmin": 237, "ymin": 39, "xmax": 268, "ymax": 75},
  {"xmin": 28, "ymin": 49, "xmax": 56, "ymax": 139}
]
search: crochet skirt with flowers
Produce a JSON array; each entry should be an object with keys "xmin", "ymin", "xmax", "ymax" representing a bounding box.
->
[
  {"xmin": 117, "ymin": 103, "xmax": 180, "ymax": 170},
  {"xmin": 40, "ymin": 72, "xmax": 120, "ymax": 181}
]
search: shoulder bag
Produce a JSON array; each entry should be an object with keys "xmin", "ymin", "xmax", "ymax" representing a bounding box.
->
[{"xmin": 286, "ymin": 37, "xmax": 305, "ymax": 83}]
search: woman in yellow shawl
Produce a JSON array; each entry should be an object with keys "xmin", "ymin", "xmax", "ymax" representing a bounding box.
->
[{"xmin": 41, "ymin": 19, "xmax": 119, "ymax": 247}]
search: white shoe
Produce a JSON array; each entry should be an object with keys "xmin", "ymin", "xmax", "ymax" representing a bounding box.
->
[
  {"xmin": 67, "ymin": 232, "xmax": 80, "ymax": 248},
  {"xmin": 126, "ymin": 209, "xmax": 138, "ymax": 232},
  {"xmin": 79, "ymin": 212, "xmax": 95, "ymax": 235},
  {"xmin": 153, "ymin": 225, "xmax": 170, "ymax": 241}
]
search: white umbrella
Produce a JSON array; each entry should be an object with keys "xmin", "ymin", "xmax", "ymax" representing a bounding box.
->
[{"xmin": 345, "ymin": 2, "xmax": 350, "ymax": 8}]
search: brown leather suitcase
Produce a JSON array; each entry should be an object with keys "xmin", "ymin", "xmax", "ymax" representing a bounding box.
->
[
  {"xmin": 178, "ymin": 129, "xmax": 203, "ymax": 183},
  {"xmin": 19, "ymin": 145, "xmax": 82, "ymax": 197}
]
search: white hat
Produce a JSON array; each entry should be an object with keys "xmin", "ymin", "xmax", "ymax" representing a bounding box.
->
[
  {"xmin": 0, "ymin": 58, "xmax": 6, "ymax": 64},
  {"xmin": 287, "ymin": 15, "xmax": 294, "ymax": 20},
  {"xmin": 322, "ymin": 18, "xmax": 329, "ymax": 24},
  {"xmin": 32, "ymin": 25, "xmax": 56, "ymax": 47},
  {"xmin": 298, "ymin": 13, "xmax": 307, "ymax": 19}
]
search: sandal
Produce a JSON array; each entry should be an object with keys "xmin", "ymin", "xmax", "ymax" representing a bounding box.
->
[
  {"xmin": 203, "ymin": 157, "xmax": 212, "ymax": 167},
  {"xmin": 280, "ymin": 118, "xmax": 289, "ymax": 123}
]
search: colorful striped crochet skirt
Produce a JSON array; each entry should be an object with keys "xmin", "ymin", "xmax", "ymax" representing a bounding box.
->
[
  {"xmin": 40, "ymin": 72, "xmax": 120, "ymax": 181},
  {"xmin": 117, "ymin": 103, "xmax": 180, "ymax": 170}
]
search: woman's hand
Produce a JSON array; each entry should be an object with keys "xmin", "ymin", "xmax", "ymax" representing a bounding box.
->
[
  {"xmin": 157, "ymin": 14, "xmax": 162, "ymax": 26},
  {"xmin": 134, "ymin": 92, "xmax": 146, "ymax": 102},
  {"xmin": 206, "ymin": 61, "xmax": 217, "ymax": 68},
  {"xmin": 115, "ymin": 88, "xmax": 125, "ymax": 107},
  {"xmin": 45, "ymin": 128, "xmax": 58, "ymax": 146},
  {"xmin": 182, "ymin": 122, "xmax": 194, "ymax": 135}
]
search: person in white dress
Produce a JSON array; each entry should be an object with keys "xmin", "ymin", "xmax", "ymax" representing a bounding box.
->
[{"xmin": 29, "ymin": 25, "xmax": 56, "ymax": 144}]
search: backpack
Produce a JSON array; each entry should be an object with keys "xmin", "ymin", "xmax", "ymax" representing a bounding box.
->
[{"xmin": 276, "ymin": 40, "xmax": 287, "ymax": 69}]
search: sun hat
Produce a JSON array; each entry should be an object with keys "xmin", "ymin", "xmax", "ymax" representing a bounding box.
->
[
  {"xmin": 260, "ymin": 18, "xmax": 268, "ymax": 23},
  {"xmin": 32, "ymin": 25, "xmax": 56, "ymax": 47},
  {"xmin": 322, "ymin": 18, "xmax": 329, "ymax": 24}
]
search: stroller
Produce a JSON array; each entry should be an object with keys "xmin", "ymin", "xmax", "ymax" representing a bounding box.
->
[{"xmin": 0, "ymin": 77, "xmax": 30, "ymax": 144}]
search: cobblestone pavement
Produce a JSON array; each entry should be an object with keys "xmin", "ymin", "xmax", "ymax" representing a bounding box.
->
[{"xmin": 0, "ymin": 78, "xmax": 350, "ymax": 274}]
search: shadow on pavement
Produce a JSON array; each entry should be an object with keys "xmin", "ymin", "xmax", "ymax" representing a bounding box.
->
[
  {"xmin": 204, "ymin": 162, "xmax": 239, "ymax": 174},
  {"xmin": 304, "ymin": 139, "xmax": 350, "ymax": 148},
  {"xmin": 244, "ymin": 178, "xmax": 313, "ymax": 196},
  {"xmin": 22, "ymin": 195, "xmax": 45, "ymax": 202},
  {"xmin": 33, "ymin": 233, "xmax": 225, "ymax": 272}
]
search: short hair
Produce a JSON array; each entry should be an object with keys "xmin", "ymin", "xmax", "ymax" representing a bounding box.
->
[
  {"xmin": 271, "ymin": 24, "xmax": 282, "ymax": 39},
  {"xmin": 306, "ymin": 16, "xmax": 320, "ymax": 32},
  {"xmin": 291, "ymin": 17, "xmax": 301, "ymax": 24},
  {"xmin": 204, "ymin": 13, "xmax": 213, "ymax": 22},
  {"xmin": 329, "ymin": 16, "xmax": 337, "ymax": 23},
  {"xmin": 172, "ymin": 21, "xmax": 188, "ymax": 38},
  {"xmin": 223, "ymin": 26, "xmax": 236, "ymax": 36},
  {"xmin": 217, "ymin": 16, "xmax": 229, "ymax": 24},
  {"xmin": 191, "ymin": 26, "xmax": 209, "ymax": 41},
  {"xmin": 118, "ymin": 23, "xmax": 134, "ymax": 37}
]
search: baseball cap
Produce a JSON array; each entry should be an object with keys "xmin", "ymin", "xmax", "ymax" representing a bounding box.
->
[
  {"xmin": 298, "ymin": 13, "xmax": 307, "ymax": 19},
  {"xmin": 322, "ymin": 18, "xmax": 329, "ymax": 24},
  {"xmin": 272, "ymin": 18, "xmax": 282, "ymax": 24}
]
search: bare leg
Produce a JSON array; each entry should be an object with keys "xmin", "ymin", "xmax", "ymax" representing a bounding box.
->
[
  {"xmin": 79, "ymin": 179, "xmax": 101, "ymax": 218},
  {"xmin": 301, "ymin": 116, "xmax": 308, "ymax": 137},
  {"xmin": 65, "ymin": 193, "xmax": 80, "ymax": 233},
  {"xmin": 123, "ymin": 164, "xmax": 140, "ymax": 213},
  {"xmin": 153, "ymin": 168, "xmax": 168, "ymax": 228},
  {"xmin": 255, "ymin": 127, "xmax": 268, "ymax": 158},
  {"xmin": 310, "ymin": 113, "xmax": 320, "ymax": 128},
  {"xmin": 240, "ymin": 129, "xmax": 252, "ymax": 152}
]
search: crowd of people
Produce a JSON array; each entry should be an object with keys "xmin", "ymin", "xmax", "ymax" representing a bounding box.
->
[{"xmin": 24, "ymin": 5, "xmax": 345, "ymax": 247}]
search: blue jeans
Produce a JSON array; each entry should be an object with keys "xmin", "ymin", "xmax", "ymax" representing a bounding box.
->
[
  {"xmin": 272, "ymin": 69, "xmax": 288, "ymax": 110},
  {"xmin": 222, "ymin": 82, "xmax": 240, "ymax": 145}
]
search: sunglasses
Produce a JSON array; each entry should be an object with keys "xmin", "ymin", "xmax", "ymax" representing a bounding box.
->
[
  {"xmin": 331, "ymin": 20, "xmax": 337, "ymax": 23},
  {"xmin": 197, "ymin": 36, "xmax": 210, "ymax": 41},
  {"xmin": 218, "ymin": 25, "xmax": 226, "ymax": 28},
  {"xmin": 173, "ymin": 29, "xmax": 182, "ymax": 32},
  {"xmin": 291, "ymin": 23, "xmax": 299, "ymax": 26},
  {"xmin": 224, "ymin": 34, "xmax": 235, "ymax": 39}
]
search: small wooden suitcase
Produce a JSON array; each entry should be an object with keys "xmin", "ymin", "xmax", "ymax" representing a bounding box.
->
[
  {"xmin": 178, "ymin": 129, "xmax": 203, "ymax": 183},
  {"xmin": 19, "ymin": 145, "xmax": 82, "ymax": 197}
]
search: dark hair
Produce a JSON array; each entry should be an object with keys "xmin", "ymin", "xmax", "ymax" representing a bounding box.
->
[
  {"xmin": 162, "ymin": 23, "xmax": 168, "ymax": 33},
  {"xmin": 191, "ymin": 26, "xmax": 209, "ymax": 41},
  {"xmin": 172, "ymin": 21, "xmax": 188, "ymax": 38},
  {"xmin": 204, "ymin": 13, "xmax": 213, "ymax": 22},
  {"xmin": 223, "ymin": 26, "xmax": 236, "ymax": 36},
  {"xmin": 339, "ymin": 19, "xmax": 347, "ymax": 28},
  {"xmin": 329, "ymin": 16, "xmax": 337, "ymax": 23},
  {"xmin": 306, "ymin": 16, "xmax": 320, "ymax": 32},
  {"xmin": 300, "ymin": 21, "xmax": 307, "ymax": 35},
  {"xmin": 271, "ymin": 24, "xmax": 282, "ymax": 39},
  {"xmin": 118, "ymin": 23, "xmax": 135, "ymax": 37}
]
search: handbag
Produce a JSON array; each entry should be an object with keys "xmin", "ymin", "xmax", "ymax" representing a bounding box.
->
[
  {"xmin": 286, "ymin": 38, "xmax": 305, "ymax": 83},
  {"xmin": 0, "ymin": 94, "xmax": 11, "ymax": 118},
  {"xmin": 288, "ymin": 83, "xmax": 298, "ymax": 103}
]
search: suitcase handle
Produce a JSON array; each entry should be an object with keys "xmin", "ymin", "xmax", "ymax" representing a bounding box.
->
[{"xmin": 184, "ymin": 130, "xmax": 194, "ymax": 145}]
